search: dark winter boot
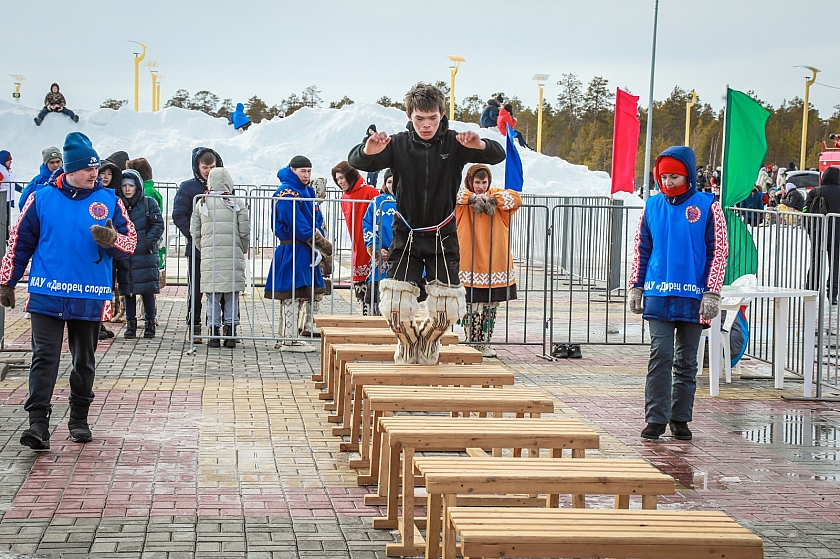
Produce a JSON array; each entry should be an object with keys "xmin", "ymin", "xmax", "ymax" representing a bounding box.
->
[
  {"xmin": 99, "ymin": 323, "xmax": 115, "ymax": 340},
  {"xmin": 143, "ymin": 319, "xmax": 156, "ymax": 339},
  {"xmin": 223, "ymin": 325, "xmax": 237, "ymax": 348},
  {"xmin": 20, "ymin": 409, "xmax": 51, "ymax": 450},
  {"xmin": 208, "ymin": 327, "xmax": 221, "ymax": 348},
  {"xmin": 124, "ymin": 319, "xmax": 137, "ymax": 339},
  {"xmin": 73, "ymin": 115, "xmax": 80, "ymax": 123},
  {"xmin": 192, "ymin": 323, "xmax": 203, "ymax": 344},
  {"xmin": 641, "ymin": 423, "xmax": 667, "ymax": 441},
  {"xmin": 34, "ymin": 116, "xmax": 43, "ymax": 126},
  {"xmin": 669, "ymin": 421, "xmax": 693, "ymax": 441},
  {"xmin": 68, "ymin": 404, "xmax": 92, "ymax": 443}
]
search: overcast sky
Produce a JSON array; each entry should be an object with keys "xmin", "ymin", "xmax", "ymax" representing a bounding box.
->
[{"xmin": 6, "ymin": 0, "xmax": 839, "ymax": 118}]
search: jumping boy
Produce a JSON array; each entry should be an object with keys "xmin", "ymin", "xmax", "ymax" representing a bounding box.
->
[{"xmin": 348, "ymin": 82, "xmax": 505, "ymax": 364}]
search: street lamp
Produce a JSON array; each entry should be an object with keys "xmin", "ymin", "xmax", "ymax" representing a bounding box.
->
[
  {"xmin": 642, "ymin": 0, "xmax": 660, "ymax": 200},
  {"xmin": 10, "ymin": 75, "xmax": 24, "ymax": 103},
  {"xmin": 129, "ymin": 41, "xmax": 147, "ymax": 111},
  {"xmin": 155, "ymin": 75, "xmax": 163, "ymax": 111},
  {"xmin": 533, "ymin": 74, "xmax": 550, "ymax": 153},
  {"xmin": 147, "ymin": 60, "xmax": 158, "ymax": 112},
  {"xmin": 446, "ymin": 55, "xmax": 465, "ymax": 121},
  {"xmin": 684, "ymin": 90, "xmax": 697, "ymax": 146},
  {"xmin": 795, "ymin": 65, "xmax": 819, "ymax": 170}
]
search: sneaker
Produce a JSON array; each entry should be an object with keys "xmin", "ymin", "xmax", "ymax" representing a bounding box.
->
[
  {"xmin": 641, "ymin": 423, "xmax": 667, "ymax": 440},
  {"xmin": 34, "ymin": 117, "xmax": 42, "ymax": 126},
  {"xmin": 669, "ymin": 421, "xmax": 693, "ymax": 441},
  {"xmin": 568, "ymin": 344, "xmax": 583, "ymax": 359},
  {"xmin": 280, "ymin": 341, "xmax": 317, "ymax": 353},
  {"xmin": 551, "ymin": 343, "xmax": 569, "ymax": 358},
  {"xmin": 480, "ymin": 346, "xmax": 497, "ymax": 358}
]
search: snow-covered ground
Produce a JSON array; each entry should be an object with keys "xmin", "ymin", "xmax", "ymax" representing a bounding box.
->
[{"xmin": 0, "ymin": 99, "xmax": 639, "ymax": 205}]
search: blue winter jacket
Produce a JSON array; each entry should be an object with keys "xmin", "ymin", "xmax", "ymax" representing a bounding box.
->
[
  {"xmin": 172, "ymin": 147, "xmax": 224, "ymax": 256},
  {"xmin": 630, "ymin": 146, "xmax": 728, "ymax": 324},
  {"xmin": 362, "ymin": 192, "xmax": 396, "ymax": 283},
  {"xmin": 230, "ymin": 103, "xmax": 251, "ymax": 130},
  {"xmin": 19, "ymin": 164, "xmax": 55, "ymax": 209},
  {"xmin": 0, "ymin": 173, "xmax": 137, "ymax": 321},
  {"xmin": 263, "ymin": 167, "xmax": 325, "ymax": 298}
]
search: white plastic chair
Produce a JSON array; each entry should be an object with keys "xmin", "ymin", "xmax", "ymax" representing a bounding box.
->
[{"xmin": 697, "ymin": 274, "xmax": 757, "ymax": 382}]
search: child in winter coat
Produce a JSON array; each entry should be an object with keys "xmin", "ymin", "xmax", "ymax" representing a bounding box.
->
[
  {"xmin": 362, "ymin": 169, "xmax": 397, "ymax": 315},
  {"xmin": 191, "ymin": 168, "xmax": 251, "ymax": 348},
  {"xmin": 629, "ymin": 146, "xmax": 728, "ymax": 442},
  {"xmin": 455, "ymin": 164, "xmax": 521, "ymax": 358},
  {"xmin": 116, "ymin": 170, "xmax": 165, "ymax": 339},
  {"xmin": 34, "ymin": 83, "xmax": 78, "ymax": 125}
]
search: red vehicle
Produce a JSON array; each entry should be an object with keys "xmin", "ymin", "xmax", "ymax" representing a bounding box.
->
[{"xmin": 820, "ymin": 134, "xmax": 840, "ymax": 177}]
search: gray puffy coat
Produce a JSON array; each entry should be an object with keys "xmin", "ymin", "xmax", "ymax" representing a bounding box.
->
[{"xmin": 191, "ymin": 168, "xmax": 251, "ymax": 293}]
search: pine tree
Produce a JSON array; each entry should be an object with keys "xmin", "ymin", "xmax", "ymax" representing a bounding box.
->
[
  {"xmin": 100, "ymin": 99, "xmax": 127, "ymax": 110},
  {"xmin": 245, "ymin": 95, "xmax": 269, "ymax": 123},
  {"xmin": 301, "ymin": 85, "xmax": 323, "ymax": 108},
  {"xmin": 164, "ymin": 89, "xmax": 190, "ymax": 109},
  {"xmin": 330, "ymin": 96, "xmax": 354, "ymax": 109},
  {"xmin": 189, "ymin": 91, "xmax": 220, "ymax": 115}
]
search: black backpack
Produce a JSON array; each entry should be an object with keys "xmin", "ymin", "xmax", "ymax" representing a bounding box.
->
[{"xmin": 807, "ymin": 187, "xmax": 829, "ymax": 215}]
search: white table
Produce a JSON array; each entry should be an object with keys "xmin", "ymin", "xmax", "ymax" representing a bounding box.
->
[{"xmin": 708, "ymin": 285, "xmax": 818, "ymax": 397}]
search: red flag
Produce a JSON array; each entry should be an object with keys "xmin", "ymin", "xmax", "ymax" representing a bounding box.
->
[{"xmin": 611, "ymin": 88, "xmax": 641, "ymax": 195}]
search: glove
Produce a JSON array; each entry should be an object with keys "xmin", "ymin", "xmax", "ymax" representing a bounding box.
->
[
  {"xmin": 0, "ymin": 284, "xmax": 15, "ymax": 309},
  {"xmin": 314, "ymin": 229, "xmax": 333, "ymax": 256},
  {"xmin": 700, "ymin": 292, "xmax": 721, "ymax": 321},
  {"xmin": 468, "ymin": 194, "xmax": 485, "ymax": 214},
  {"xmin": 628, "ymin": 287, "xmax": 643, "ymax": 314},
  {"xmin": 484, "ymin": 195, "xmax": 497, "ymax": 216},
  {"xmin": 90, "ymin": 219, "xmax": 118, "ymax": 248}
]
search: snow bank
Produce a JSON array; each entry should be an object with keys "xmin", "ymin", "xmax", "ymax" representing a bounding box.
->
[{"xmin": 0, "ymin": 99, "xmax": 638, "ymax": 205}]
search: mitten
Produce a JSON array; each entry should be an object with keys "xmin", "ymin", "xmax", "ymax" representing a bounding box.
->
[
  {"xmin": 484, "ymin": 195, "xmax": 497, "ymax": 216},
  {"xmin": 468, "ymin": 194, "xmax": 485, "ymax": 214},
  {"xmin": 628, "ymin": 286, "xmax": 644, "ymax": 314},
  {"xmin": 90, "ymin": 219, "xmax": 118, "ymax": 248},
  {"xmin": 700, "ymin": 292, "xmax": 721, "ymax": 320},
  {"xmin": 314, "ymin": 229, "xmax": 333, "ymax": 256},
  {"xmin": 0, "ymin": 284, "xmax": 15, "ymax": 309}
]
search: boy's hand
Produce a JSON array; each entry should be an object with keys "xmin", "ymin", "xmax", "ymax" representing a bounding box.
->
[
  {"xmin": 455, "ymin": 131, "xmax": 485, "ymax": 150},
  {"xmin": 363, "ymin": 132, "xmax": 391, "ymax": 155}
]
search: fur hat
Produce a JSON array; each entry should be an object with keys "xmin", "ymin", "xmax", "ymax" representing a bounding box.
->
[
  {"xmin": 464, "ymin": 164, "xmax": 492, "ymax": 192},
  {"xmin": 62, "ymin": 132, "xmax": 99, "ymax": 174},
  {"xmin": 127, "ymin": 157, "xmax": 153, "ymax": 181},
  {"xmin": 42, "ymin": 147, "xmax": 62, "ymax": 165},
  {"xmin": 331, "ymin": 161, "xmax": 361, "ymax": 190},
  {"xmin": 289, "ymin": 155, "xmax": 312, "ymax": 169}
]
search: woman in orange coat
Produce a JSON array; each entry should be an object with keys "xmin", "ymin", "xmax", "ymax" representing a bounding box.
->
[{"xmin": 456, "ymin": 164, "xmax": 521, "ymax": 357}]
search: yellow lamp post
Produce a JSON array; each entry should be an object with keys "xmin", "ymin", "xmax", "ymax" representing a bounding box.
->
[
  {"xmin": 533, "ymin": 74, "xmax": 550, "ymax": 153},
  {"xmin": 10, "ymin": 75, "xmax": 24, "ymax": 103},
  {"xmin": 796, "ymin": 65, "xmax": 819, "ymax": 170},
  {"xmin": 147, "ymin": 60, "xmax": 158, "ymax": 112},
  {"xmin": 684, "ymin": 90, "xmax": 697, "ymax": 146},
  {"xmin": 155, "ymin": 75, "xmax": 163, "ymax": 111},
  {"xmin": 130, "ymin": 41, "xmax": 147, "ymax": 111},
  {"xmin": 446, "ymin": 55, "xmax": 465, "ymax": 121}
]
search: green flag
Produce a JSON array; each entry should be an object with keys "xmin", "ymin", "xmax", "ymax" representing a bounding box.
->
[{"xmin": 722, "ymin": 88, "xmax": 769, "ymax": 284}]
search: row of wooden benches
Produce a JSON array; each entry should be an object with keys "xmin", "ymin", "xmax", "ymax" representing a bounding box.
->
[{"xmin": 311, "ymin": 315, "xmax": 764, "ymax": 559}]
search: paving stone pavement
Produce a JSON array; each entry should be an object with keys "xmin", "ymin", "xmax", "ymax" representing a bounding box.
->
[{"xmin": 0, "ymin": 286, "xmax": 839, "ymax": 558}]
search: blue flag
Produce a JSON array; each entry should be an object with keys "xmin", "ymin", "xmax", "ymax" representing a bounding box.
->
[{"xmin": 505, "ymin": 127, "xmax": 523, "ymax": 192}]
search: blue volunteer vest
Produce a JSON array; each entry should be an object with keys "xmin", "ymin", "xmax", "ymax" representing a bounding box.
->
[
  {"xmin": 28, "ymin": 186, "xmax": 118, "ymax": 300},
  {"xmin": 643, "ymin": 190, "xmax": 714, "ymax": 300}
]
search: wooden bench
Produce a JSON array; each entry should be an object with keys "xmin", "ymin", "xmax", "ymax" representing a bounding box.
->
[
  {"xmin": 368, "ymin": 417, "xmax": 600, "ymax": 537},
  {"xmin": 327, "ymin": 343, "xmax": 482, "ymax": 416},
  {"xmin": 339, "ymin": 364, "xmax": 515, "ymax": 455},
  {"xmin": 414, "ymin": 457, "xmax": 676, "ymax": 559},
  {"xmin": 356, "ymin": 387, "xmax": 554, "ymax": 479},
  {"xmin": 316, "ymin": 328, "xmax": 460, "ymax": 400},
  {"xmin": 444, "ymin": 508, "xmax": 763, "ymax": 559},
  {"xmin": 313, "ymin": 314, "xmax": 390, "ymax": 329}
]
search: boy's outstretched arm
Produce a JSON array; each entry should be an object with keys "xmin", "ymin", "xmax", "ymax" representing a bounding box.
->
[
  {"xmin": 348, "ymin": 132, "xmax": 393, "ymax": 172},
  {"xmin": 457, "ymin": 131, "xmax": 505, "ymax": 165}
]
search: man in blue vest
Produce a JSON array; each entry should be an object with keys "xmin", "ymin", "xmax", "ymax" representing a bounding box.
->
[
  {"xmin": 628, "ymin": 145, "xmax": 729, "ymax": 442},
  {"xmin": 0, "ymin": 132, "xmax": 138, "ymax": 451}
]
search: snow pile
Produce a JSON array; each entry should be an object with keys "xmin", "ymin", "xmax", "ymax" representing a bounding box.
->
[{"xmin": 0, "ymin": 99, "xmax": 637, "ymax": 205}]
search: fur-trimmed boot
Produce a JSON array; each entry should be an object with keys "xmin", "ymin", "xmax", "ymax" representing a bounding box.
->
[
  {"xmin": 463, "ymin": 303, "xmax": 485, "ymax": 347},
  {"xmin": 279, "ymin": 299, "xmax": 316, "ymax": 352},
  {"xmin": 300, "ymin": 299, "xmax": 322, "ymax": 338},
  {"xmin": 418, "ymin": 281, "xmax": 466, "ymax": 365},
  {"xmin": 20, "ymin": 409, "xmax": 51, "ymax": 450},
  {"xmin": 379, "ymin": 279, "xmax": 421, "ymax": 364},
  {"xmin": 480, "ymin": 303, "xmax": 499, "ymax": 358},
  {"xmin": 68, "ymin": 404, "xmax": 92, "ymax": 443}
]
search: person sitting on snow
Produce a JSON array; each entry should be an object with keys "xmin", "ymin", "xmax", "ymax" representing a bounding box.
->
[
  {"xmin": 34, "ymin": 83, "xmax": 79, "ymax": 125},
  {"xmin": 348, "ymin": 82, "xmax": 505, "ymax": 364},
  {"xmin": 229, "ymin": 103, "xmax": 251, "ymax": 132}
]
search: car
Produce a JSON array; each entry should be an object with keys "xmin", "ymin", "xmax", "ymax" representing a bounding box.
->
[{"xmin": 787, "ymin": 170, "xmax": 820, "ymax": 190}]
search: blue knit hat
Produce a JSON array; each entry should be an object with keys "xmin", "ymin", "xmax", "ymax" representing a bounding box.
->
[{"xmin": 63, "ymin": 132, "xmax": 100, "ymax": 174}]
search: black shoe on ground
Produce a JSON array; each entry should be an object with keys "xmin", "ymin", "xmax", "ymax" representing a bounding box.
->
[
  {"xmin": 34, "ymin": 117, "xmax": 42, "ymax": 126},
  {"xmin": 670, "ymin": 421, "xmax": 693, "ymax": 440},
  {"xmin": 223, "ymin": 325, "xmax": 237, "ymax": 348},
  {"xmin": 20, "ymin": 409, "xmax": 51, "ymax": 450},
  {"xmin": 68, "ymin": 404, "xmax": 92, "ymax": 443},
  {"xmin": 641, "ymin": 423, "xmax": 667, "ymax": 441},
  {"xmin": 124, "ymin": 319, "xmax": 137, "ymax": 339},
  {"xmin": 73, "ymin": 115, "xmax": 80, "ymax": 123},
  {"xmin": 208, "ymin": 327, "xmax": 221, "ymax": 348},
  {"xmin": 551, "ymin": 343, "xmax": 569, "ymax": 358},
  {"xmin": 144, "ymin": 320, "xmax": 156, "ymax": 339},
  {"xmin": 192, "ymin": 324, "xmax": 203, "ymax": 344},
  {"xmin": 568, "ymin": 344, "xmax": 582, "ymax": 359}
]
